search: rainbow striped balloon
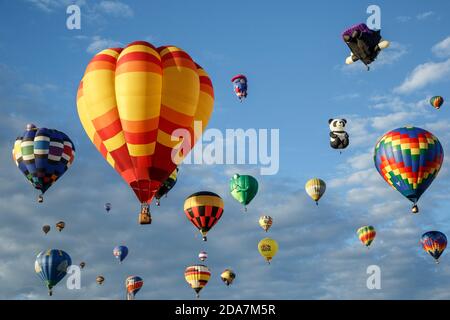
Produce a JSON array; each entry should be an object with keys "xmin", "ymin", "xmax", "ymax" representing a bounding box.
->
[{"xmin": 357, "ymin": 226, "xmax": 376, "ymax": 247}]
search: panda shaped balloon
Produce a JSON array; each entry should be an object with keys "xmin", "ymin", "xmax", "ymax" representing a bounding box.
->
[{"xmin": 329, "ymin": 118, "xmax": 349, "ymax": 152}]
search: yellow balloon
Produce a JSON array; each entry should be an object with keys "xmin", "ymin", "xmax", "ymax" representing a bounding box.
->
[
  {"xmin": 258, "ymin": 237, "xmax": 278, "ymax": 264},
  {"xmin": 305, "ymin": 178, "xmax": 326, "ymax": 205}
]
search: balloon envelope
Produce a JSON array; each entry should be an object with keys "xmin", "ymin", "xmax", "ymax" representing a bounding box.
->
[
  {"xmin": 184, "ymin": 191, "xmax": 224, "ymax": 241},
  {"xmin": 421, "ymin": 231, "xmax": 447, "ymax": 262},
  {"xmin": 374, "ymin": 127, "xmax": 443, "ymax": 206},
  {"xmin": 76, "ymin": 41, "xmax": 214, "ymax": 208},
  {"xmin": 305, "ymin": 178, "xmax": 326, "ymax": 204},
  {"xmin": 229, "ymin": 174, "xmax": 258, "ymax": 209},
  {"xmin": 259, "ymin": 215, "xmax": 273, "ymax": 232},
  {"xmin": 113, "ymin": 245, "xmax": 129, "ymax": 263},
  {"xmin": 184, "ymin": 265, "xmax": 211, "ymax": 298},
  {"xmin": 12, "ymin": 124, "xmax": 75, "ymax": 200},
  {"xmin": 258, "ymin": 238, "xmax": 278, "ymax": 263},
  {"xmin": 430, "ymin": 96, "xmax": 444, "ymax": 109},
  {"xmin": 35, "ymin": 249, "xmax": 72, "ymax": 295},
  {"xmin": 357, "ymin": 226, "xmax": 376, "ymax": 247},
  {"xmin": 126, "ymin": 276, "xmax": 143, "ymax": 300}
]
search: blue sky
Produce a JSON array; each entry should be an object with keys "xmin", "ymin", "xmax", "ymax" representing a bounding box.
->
[{"xmin": 1, "ymin": 0, "xmax": 450, "ymax": 299}]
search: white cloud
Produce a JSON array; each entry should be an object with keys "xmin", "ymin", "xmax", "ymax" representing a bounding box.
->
[
  {"xmin": 26, "ymin": 0, "xmax": 85, "ymax": 12},
  {"xmin": 394, "ymin": 59, "xmax": 450, "ymax": 94},
  {"xmin": 96, "ymin": 1, "xmax": 133, "ymax": 18},
  {"xmin": 417, "ymin": 11, "xmax": 435, "ymax": 20},
  {"xmin": 86, "ymin": 36, "xmax": 122, "ymax": 54},
  {"xmin": 432, "ymin": 36, "xmax": 450, "ymax": 58},
  {"xmin": 396, "ymin": 16, "xmax": 412, "ymax": 23}
]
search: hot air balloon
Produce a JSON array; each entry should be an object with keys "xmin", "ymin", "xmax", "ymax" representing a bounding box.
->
[
  {"xmin": 155, "ymin": 168, "xmax": 178, "ymax": 206},
  {"xmin": 305, "ymin": 178, "xmax": 326, "ymax": 205},
  {"xmin": 374, "ymin": 127, "xmax": 444, "ymax": 213},
  {"xmin": 113, "ymin": 245, "xmax": 129, "ymax": 263},
  {"xmin": 258, "ymin": 238, "xmax": 278, "ymax": 264},
  {"xmin": 96, "ymin": 275, "xmax": 105, "ymax": 285},
  {"xmin": 184, "ymin": 265, "xmax": 211, "ymax": 298},
  {"xmin": 56, "ymin": 221, "xmax": 65, "ymax": 232},
  {"xmin": 259, "ymin": 215, "xmax": 273, "ymax": 232},
  {"xmin": 421, "ymin": 231, "xmax": 447, "ymax": 264},
  {"xmin": 430, "ymin": 96, "xmax": 444, "ymax": 110},
  {"xmin": 357, "ymin": 226, "xmax": 376, "ymax": 248},
  {"xmin": 12, "ymin": 124, "xmax": 75, "ymax": 203},
  {"xmin": 79, "ymin": 262, "xmax": 86, "ymax": 269},
  {"xmin": 342, "ymin": 23, "xmax": 390, "ymax": 70},
  {"xmin": 184, "ymin": 191, "xmax": 224, "ymax": 241},
  {"xmin": 198, "ymin": 251, "xmax": 208, "ymax": 262},
  {"xmin": 126, "ymin": 276, "xmax": 144, "ymax": 300},
  {"xmin": 231, "ymin": 74, "xmax": 247, "ymax": 101},
  {"xmin": 76, "ymin": 41, "xmax": 214, "ymax": 225},
  {"xmin": 229, "ymin": 174, "xmax": 258, "ymax": 211},
  {"xmin": 220, "ymin": 269, "xmax": 236, "ymax": 286},
  {"xmin": 42, "ymin": 225, "xmax": 50, "ymax": 235},
  {"xmin": 35, "ymin": 249, "xmax": 72, "ymax": 296},
  {"xmin": 105, "ymin": 203, "xmax": 111, "ymax": 213}
]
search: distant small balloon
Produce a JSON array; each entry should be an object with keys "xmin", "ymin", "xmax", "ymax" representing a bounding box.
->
[
  {"xmin": 105, "ymin": 203, "xmax": 111, "ymax": 213},
  {"xmin": 198, "ymin": 251, "xmax": 208, "ymax": 262},
  {"xmin": 96, "ymin": 275, "xmax": 105, "ymax": 285},
  {"xmin": 79, "ymin": 262, "xmax": 86, "ymax": 269},
  {"xmin": 42, "ymin": 225, "xmax": 51, "ymax": 235},
  {"xmin": 56, "ymin": 221, "xmax": 65, "ymax": 232}
]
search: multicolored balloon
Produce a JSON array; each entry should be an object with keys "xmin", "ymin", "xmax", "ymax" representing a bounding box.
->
[
  {"xmin": 259, "ymin": 215, "xmax": 273, "ymax": 232},
  {"xmin": 231, "ymin": 74, "xmax": 247, "ymax": 101},
  {"xmin": 184, "ymin": 265, "xmax": 211, "ymax": 298},
  {"xmin": 305, "ymin": 178, "xmax": 326, "ymax": 205},
  {"xmin": 113, "ymin": 246, "xmax": 129, "ymax": 263},
  {"xmin": 198, "ymin": 251, "xmax": 208, "ymax": 262},
  {"xmin": 155, "ymin": 168, "xmax": 178, "ymax": 206},
  {"xmin": 126, "ymin": 276, "xmax": 144, "ymax": 300},
  {"xmin": 35, "ymin": 249, "xmax": 72, "ymax": 296},
  {"xmin": 220, "ymin": 269, "xmax": 236, "ymax": 286},
  {"xmin": 374, "ymin": 127, "xmax": 444, "ymax": 213},
  {"xmin": 357, "ymin": 226, "xmax": 376, "ymax": 248},
  {"xmin": 184, "ymin": 191, "xmax": 224, "ymax": 241},
  {"xmin": 258, "ymin": 238, "xmax": 278, "ymax": 264},
  {"xmin": 12, "ymin": 124, "xmax": 75, "ymax": 203},
  {"xmin": 430, "ymin": 96, "xmax": 444, "ymax": 110},
  {"xmin": 76, "ymin": 41, "xmax": 214, "ymax": 222},
  {"xmin": 229, "ymin": 174, "xmax": 258, "ymax": 211},
  {"xmin": 421, "ymin": 231, "xmax": 447, "ymax": 263}
]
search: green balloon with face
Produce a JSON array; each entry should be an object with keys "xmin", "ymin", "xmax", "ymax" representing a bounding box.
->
[{"xmin": 229, "ymin": 174, "xmax": 258, "ymax": 211}]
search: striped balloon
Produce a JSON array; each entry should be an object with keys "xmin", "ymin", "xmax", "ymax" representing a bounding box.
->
[
  {"xmin": 184, "ymin": 265, "xmax": 211, "ymax": 298},
  {"xmin": 76, "ymin": 41, "xmax": 214, "ymax": 209},
  {"xmin": 126, "ymin": 276, "xmax": 143, "ymax": 300},
  {"xmin": 430, "ymin": 96, "xmax": 444, "ymax": 109},
  {"xmin": 198, "ymin": 251, "xmax": 208, "ymax": 262},
  {"xmin": 374, "ymin": 127, "xmax": 443, "ymax": 212},
  {"xmin": 305, "ymin": 178, "xmax": 326, "ymax": 205},
  {"xmin": 12, "ymin": 124, "xmax": 75, "ymax": 202},
  {"xmin": 184, "ymin": 191, "xmax": 224, "ymax": 241},
  {"xmin": 357, "ymin": 226, "xmax": 376, "ymax": 247},
  {"xmin": 421, "ymin": 231, "xmax": 447, "ymax": 263}
]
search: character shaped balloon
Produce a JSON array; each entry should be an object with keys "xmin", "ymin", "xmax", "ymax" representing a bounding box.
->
[
  {"xmin": 342, "ymin": 23, "xmax": 390, "ymax": 70},
  {"xmin": 329, "ymin": 119, "xmax": 349, "ymax": 152},
  {"xmin": 229, "ymin": 174, "xmax": 258, "ymax": 211}
]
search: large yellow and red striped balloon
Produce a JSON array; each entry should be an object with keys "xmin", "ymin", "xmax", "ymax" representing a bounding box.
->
[{"xmin": 77, "ymin": 41, "xmax": 214, "ymax": 205}]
